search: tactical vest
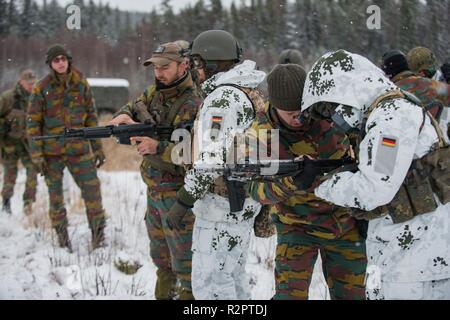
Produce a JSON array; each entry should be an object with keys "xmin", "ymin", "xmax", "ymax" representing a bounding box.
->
[
  {"xmin": 136, "ymin": 85, "xmax": 196, "ymax": 175},
  {"xmin": 351, "ymin": 90, "xmax": 450, "ymax": 224},
  {"xmin": 5, "ymin": 93, "xmax": 26, "ymax": 140}
]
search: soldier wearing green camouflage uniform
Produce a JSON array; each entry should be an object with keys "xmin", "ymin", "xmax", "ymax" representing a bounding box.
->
[
  {"xmin": 110, "ymin": 42, "xmax": 201, "ymax": 300},
  {"xmin": 0, "ymin": 70, "xmax": 38, "ymax": 215},
  {"xmin": 249, "ymin": 64, "xmax": 367, "ymax": 300},
  {"xmin": 382, "ymin": 50, "xmax": 450, "ymax": 143},
  {"xmin": 27, "ymin": 45, "xmax": 107, "ymax": 252}
]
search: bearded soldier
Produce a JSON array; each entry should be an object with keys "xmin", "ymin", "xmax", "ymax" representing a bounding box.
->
[{"xmin": 109, "ymin": 41, "xmax": 202, "ymax": 300}]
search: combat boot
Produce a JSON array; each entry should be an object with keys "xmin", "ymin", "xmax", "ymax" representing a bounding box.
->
[
  {"xmin": 55, "ymin": 225, "xmax": 72, "ymax": 253},
  {"xmin": 2, "ymin": 198, "xmax": 11, "ymax": 214},
  {"xmin": 177, "ymin": 287, "xmax": 195, "ymax": 300},
  {"xmin": 91, "ymin": 225, "xmax": 106, "ymax": 250},
  {"xmin": 155, "ymin": 269, "xmax": 177, "ymax": 300}
]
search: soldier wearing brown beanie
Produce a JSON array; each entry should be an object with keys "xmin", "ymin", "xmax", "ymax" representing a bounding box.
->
[{"xmin": 248, "ymin": 63, "xmax": 366, "ymax": 300}]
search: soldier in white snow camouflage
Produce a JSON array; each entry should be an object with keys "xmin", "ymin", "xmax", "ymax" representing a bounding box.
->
[
  {"xmin": 300, "ymin": 50, "xmax": 450, "ymax": 300},
  {"xmin": 167, "ymin": 30, "xmax": 266, "ymax": 300}
]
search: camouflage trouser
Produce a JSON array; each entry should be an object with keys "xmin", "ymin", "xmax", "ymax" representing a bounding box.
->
[
  {"xmin": 1, "ymin": 147, "xmax": 37, "ymax": 204},
  {"xmin": 191, "ymin": 217, "xmax": 254, "ymax": 300},
  {"xmin": 274, "ymin": 221, "xmax": 367, "ymax": 300},
  {"xmin": 144, "ymin": 188, "xmax": 194, "ymax": 299},
  {"xmin": 43, "ymin": 154, "xmax": 105, "ymax": 231}
]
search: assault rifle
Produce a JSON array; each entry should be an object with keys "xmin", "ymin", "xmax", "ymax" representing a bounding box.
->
[
  {"xmin": 32, "ymin": 123, "xmax": 180, "ymax": 145},
  {"xmin": 194, "ymin": 157, "xmax": 356, "ymax": 213}
]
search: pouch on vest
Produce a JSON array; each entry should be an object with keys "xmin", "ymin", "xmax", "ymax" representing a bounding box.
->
[{"xmin": 416, "ymin": 145, "xmax": 450, "ymax": 205}]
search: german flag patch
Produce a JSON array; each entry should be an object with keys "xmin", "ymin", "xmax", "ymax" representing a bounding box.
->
[
  {"xmin": 212, "ymin": 116, "xmax": 223, "ymax": 124},
  {"xmin": 381, "ymin": 137, "xmax": 397, "ymax": 148}
]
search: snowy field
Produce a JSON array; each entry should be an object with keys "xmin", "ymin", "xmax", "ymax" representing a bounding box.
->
[{"xmin": 0, "ymin": 167, "xmax": 329, "ymax": 300}]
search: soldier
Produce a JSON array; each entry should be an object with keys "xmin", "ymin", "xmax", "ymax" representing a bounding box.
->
[
  {"xmin": 27, "ymin": 44, "xmax": 107, "ymax": 252},
  {"xmin": 167, "ymin": 30, "xmax": 266, "ymax": 300},
  {"xmin": 278, "ymin": 49, "xmax": 304, "ymax": 67},
  {"xmin": 407, "ymin": 47, "xmax": 447, "ymax": 83},
  {"xmin": 0, "ymin": 70, "xmax": 38, "ymax": 215},
  {"xmin": 109, "ymin": 42, "xmax": 201, "ymax": 300},
  {"xmin": 300, "ymin": 50, "xmax": 450, "ymax": 299},
  {"xmin": 248, "ymin": 64, "xmax": 366, "ymax": 300},
  {"xmin": 381, "ymin": 50, "xmax": 450, "ymax": 142}
]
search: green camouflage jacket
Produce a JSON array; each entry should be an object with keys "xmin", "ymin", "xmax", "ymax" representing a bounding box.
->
[
  {"xmin": 116, "ymin": 72, "xmax": 202, "ymax": 192},
  {"xmin": 0, "ymin": 83, "xmax": 31, "ymax": 154},
  {"xmin": 393, "ymin": 71, "xmax": 450, "ymax": 117},
  {"xmin": 249, "ymin": 103, "xmax": 356, "ymax": 239},
  {"xmin": 27, "ymin": 67, "xmax": 102, "ymax": 159}
]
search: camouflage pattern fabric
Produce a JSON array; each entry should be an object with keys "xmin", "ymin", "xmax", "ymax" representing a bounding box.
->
[
  {"xmin": 44, "ymin": 154, "xmax": 105, "ymax": 231},
  {"xmin": 0, "ymin": 83, "xmax": 37, "ymax": 205},
  {"xmin": 145, "ymin": 189, "xmax": 195, "ymax": 299},
  {"xmin": 393, "ymin": 70, "xmax": 450, "ymax": 143},
  {"xmin": 178, "ymin": 60, "xmax": 266, "ymax": 300},
  {"xmin": 27, "ymin": 67, "xmax": 103, "ymax": 159},
  {"xmin": 117, "ymin": 71, "xmax": 201, "ymax": 299},
  {"xmin": 27, "ymin": 67, "xmax": 105, "ymax": 234},
  {"xmin": 301, "ymin": 50, "xmax": 450, "ymax": 298},
  {"xmin": 248, "ymin": 103, "xmax": 366, "ymax": 300},
  {"xmin": 117, "ymin": 72, "xmax": 201, "ymax": 192},
  {"xmin": 274, "ymin": 216, "xmax": 366, "ymax": 300},
  {"xmin": 249, "ymin": 103, "xmax": 355, "ymax": 238},
  {"xmin": 367, "ymin": 278, "xmax": 450, "ymax": 300},
  {"xmin": 1, "ymin": 145, "xmax": 37, "ymax": 205}
]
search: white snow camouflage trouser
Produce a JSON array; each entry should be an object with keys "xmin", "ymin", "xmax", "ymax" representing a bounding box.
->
[
  {"xmin": 366, "ymin": 278, "xmax": 450, "ymax": 300},
  {"xmin": 191, "ymin": 217, "xmax": 255, "ymax": 300}
]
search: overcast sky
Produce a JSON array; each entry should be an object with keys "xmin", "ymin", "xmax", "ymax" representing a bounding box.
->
[{"xmin": 35, "ymin": 0, "xmax": 241, "ymax": 12}]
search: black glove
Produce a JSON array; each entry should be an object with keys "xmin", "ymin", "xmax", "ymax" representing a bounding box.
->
[
  {"xmin": 167, "ymin": 199, "xmax": 192, "ymax": 231},
  {"xmin": 292, "ymin": 156, "xmax": 319, "ymax": 191},
  {"xmin": 93, "ymin": 149, "xmax": 106, "ymax": 168},
  {"xmin": 441, "ymin": 63, "xmax": 450, "ymax": 84}
]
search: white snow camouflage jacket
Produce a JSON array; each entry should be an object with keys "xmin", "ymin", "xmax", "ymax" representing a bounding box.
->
[
  {"xmin": 302, "ymin": 50, "xmax": 450, "ymax": 283},
  {"xmin": 179, "ymin": 60, "xmax": 265, "ymax": 222}
]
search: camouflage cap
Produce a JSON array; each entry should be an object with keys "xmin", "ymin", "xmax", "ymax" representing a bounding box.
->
[
  {"xmin": 19, "ymin": 69, "xmax": 37, "ymax": 82},
  {"xmin": 407, "ymin": 47, "xmax": 437, "ymax": 73},
  {"xmin": 143, "ymin": 42, "xmax": 185, "ymax": 67}
]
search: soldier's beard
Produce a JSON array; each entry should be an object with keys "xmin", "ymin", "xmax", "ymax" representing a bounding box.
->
[{"xmin": 155, "ymin": 72, "xmax": 187, "ymax": 90}]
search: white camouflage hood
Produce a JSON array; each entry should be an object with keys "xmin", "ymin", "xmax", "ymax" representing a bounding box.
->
[
  {"xmin": 201, "ymin": 60, "xmax": 266, "ymax": 94},
  {"xmin": 301, "ymin": 50, "xmax": 398, "ymax": 129}
]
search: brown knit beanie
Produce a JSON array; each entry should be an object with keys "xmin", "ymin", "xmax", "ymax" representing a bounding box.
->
[{"xmin": 267, "ymin": 64, "xmax": 306, "ymax": 111}]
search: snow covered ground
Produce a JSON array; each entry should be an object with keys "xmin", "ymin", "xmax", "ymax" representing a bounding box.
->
[{"xmin": 0, "ymin": 168, "xmax": 329, "ymax": 300}]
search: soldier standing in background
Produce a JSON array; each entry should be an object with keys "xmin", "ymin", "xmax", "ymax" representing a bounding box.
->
[
  {"xmin": 27, "ymin": 44, "xmax": 107, "ymax": 252},
  {"xmin": 0, "ymin": 70, "xmax": 38, "ymax": 215},
  {"xmin": 381, "ymin": 50, "xmax": 450, "ymax": 143}
]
